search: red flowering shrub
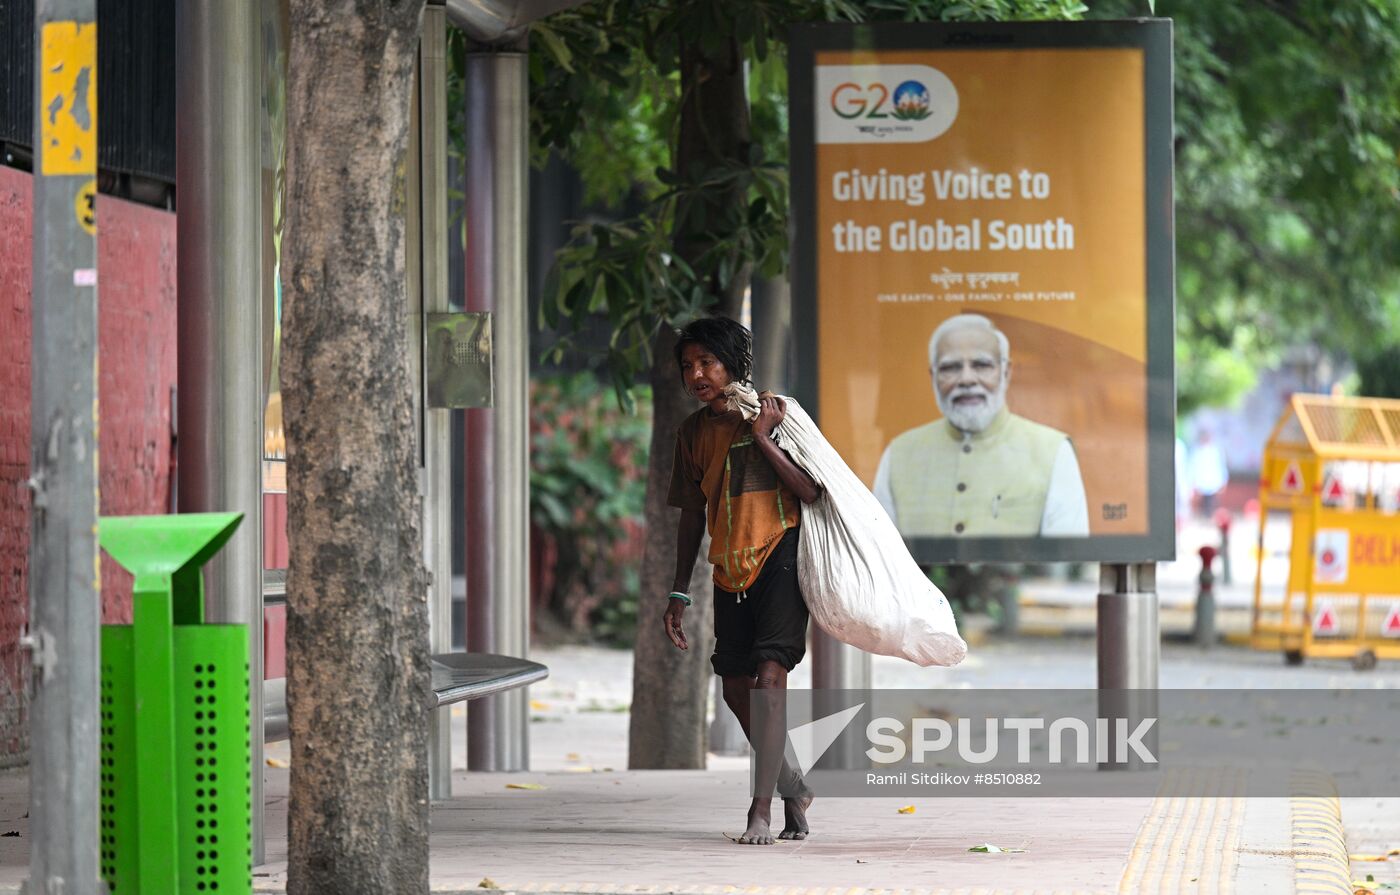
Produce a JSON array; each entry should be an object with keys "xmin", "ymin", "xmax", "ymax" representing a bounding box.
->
[{"xmin": 530, "ymin": 373, "xmax": 651, "ymax": 642}]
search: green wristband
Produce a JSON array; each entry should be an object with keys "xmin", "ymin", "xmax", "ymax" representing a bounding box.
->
[{"xmin": 668, "ymin": 591, "xmax": 693, "ymax": 606}]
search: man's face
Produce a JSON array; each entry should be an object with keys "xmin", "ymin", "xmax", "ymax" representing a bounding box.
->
[
  {"xmin": 679, "ymin": 342, "xmax": 733, "ymax": 408},
  {"xmin": 932, "ymin": 327, "xmax": 1007, "ymax": 433}
]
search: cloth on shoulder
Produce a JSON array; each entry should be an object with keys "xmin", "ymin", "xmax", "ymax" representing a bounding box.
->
[{"xmin": 723, "ymin": 383, "xmax": 966, "ymax": 667}]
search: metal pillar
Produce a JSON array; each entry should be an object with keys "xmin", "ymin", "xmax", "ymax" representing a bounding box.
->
[
  {"xmin": 751, "ymin": 275, "xmax": 793, "ymax": 392},
  {"xmin": 811, "ymin": 632, "xmax": 870, "ymax": 769},
  {"xmin": 26, "ymin": 3, "xmax": 99, "ymax": 891},
  {"xmin": 464, "ymin": 46, "xmax": 530, "ymax": 771},
  {"xmin": 707, "ymin": 677, "xmax": 747, "ymax": 756},
  {"xmin": 418, "ymin": 4, "xmax": 455, "ymax": 799},
  {"xmin": 1097, "ymin": 562, "xmax": 1159, "ymax": 689},
  {"xmin": 1097, "ymin": 562, "xmax": 1159, "ymax": 770},
  {"xmin": 176, "ymin": 0, "xmax": 264, "ymax": 860}
]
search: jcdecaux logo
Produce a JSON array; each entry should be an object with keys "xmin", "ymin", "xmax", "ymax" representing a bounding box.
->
[{"xmin": 817, "ymin": 65, "xmax": 958, "ymax": 144}]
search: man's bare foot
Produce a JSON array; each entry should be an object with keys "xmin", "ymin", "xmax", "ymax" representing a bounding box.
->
[
  {"xmin": 738, "ymin": 800, "xmax": 775, "ymax": 845},
  {"xmin": 778, "ymin": 793, "xmax": 813, "ymax": 840}
]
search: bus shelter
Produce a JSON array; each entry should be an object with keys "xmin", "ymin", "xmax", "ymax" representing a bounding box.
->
[{"xmin": 1251, "ymin": 394, "xmax": 1400, "ymax": 669}]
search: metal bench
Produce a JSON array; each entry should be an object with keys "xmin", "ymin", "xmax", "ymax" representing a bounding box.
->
[
  {"xmin": 261, "ymin": 569, "xmax": 547, "ymax": 742},
  {"xmin": 262, "ymin": 652, "xmax": 548, "ymax": 743}
]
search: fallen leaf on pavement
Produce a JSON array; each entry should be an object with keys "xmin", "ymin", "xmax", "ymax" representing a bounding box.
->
[
  {"xmin": 566, "ymin": 752, "xmax": 581, "ymax": 761},
  {"xmin": 266, "ymin": 758, "xmax": 288, "ymax": 768},
  {"xmin": 897, "ymin": 805, "xmax": 916, "ymax": 814},
  {"xmin": 505, "ymin": 783, "xmax": 546, "ymax": 791},
  {"xmin": 478, "ymin": 878, "xmax": 498, "ymax": 889},
  {"xmin": 968, "ymin": 843, "xmax": 1026, "ymax": 853}
]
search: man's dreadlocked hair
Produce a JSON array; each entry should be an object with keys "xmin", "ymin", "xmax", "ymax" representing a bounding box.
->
[{"xmin": 674, "ymin": 316, "xmax": 754, "ymax": 386}]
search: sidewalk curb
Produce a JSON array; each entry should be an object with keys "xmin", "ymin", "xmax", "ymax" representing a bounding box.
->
[
  {"xmin": 1289, "ymin": 772, "xmax": 1351, "ymax": 895},
  {"xmin": 448, "ymin": 887, "xmax": 1113, "ymax": 895}
]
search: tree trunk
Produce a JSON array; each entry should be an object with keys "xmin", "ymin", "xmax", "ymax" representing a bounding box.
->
[
  {"xmin": 628, "ymin": 26, "xmax": 751, "ymax": 769},
  {"xmin": 281, "ymin": 3, "xmax": 430, "ymax": 892}
]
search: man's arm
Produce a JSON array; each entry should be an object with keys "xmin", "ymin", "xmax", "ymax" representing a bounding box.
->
[
  {"xmin": 663, "ymin": 507, "xmax": 706, "ymax": 651},
  {"xmin": 672, "ymin": 508, "xmax": 706, "ymax": 593},
  {"xmin": 752, "ymin": 396, "xmax": 822, "ymax": 504},
  {"xmin": 1040, "ymin": 440, "xmax": 1090, "ymax": 536}
]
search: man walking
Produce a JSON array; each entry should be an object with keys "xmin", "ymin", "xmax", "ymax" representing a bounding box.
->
[{"xmin": 662, "ymin": 316, "xmax": 822, "ymax": 844}]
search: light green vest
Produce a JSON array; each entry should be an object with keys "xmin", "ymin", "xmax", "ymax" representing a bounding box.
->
[{"xmin": 887, "ymin": 408, "xmax": 1067, "ymax": 536}]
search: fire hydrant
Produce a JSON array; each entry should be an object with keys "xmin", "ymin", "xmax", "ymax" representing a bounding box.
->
[
  {"xmin": 1212, "ymin": 507, "xmax": 1233, "ymax": 585},
  {"xmin": 1195, "ymin": 544, "xmax": 1218, "ymax": 647}
]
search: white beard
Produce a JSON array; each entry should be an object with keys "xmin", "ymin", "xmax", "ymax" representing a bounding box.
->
[{"xmin": 936, "ymin": 380, "xmax": 1007, "ymax": 434}]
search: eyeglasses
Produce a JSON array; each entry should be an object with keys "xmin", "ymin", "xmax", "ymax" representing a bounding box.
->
[{"xmin": 935, "ymin": 357, "xmax": 1002, "ymax": 382}]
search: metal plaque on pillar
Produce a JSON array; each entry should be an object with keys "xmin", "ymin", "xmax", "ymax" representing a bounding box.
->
[{"xmin": 426, "ymin": 312, "xmax": 493, "ymax": 408}]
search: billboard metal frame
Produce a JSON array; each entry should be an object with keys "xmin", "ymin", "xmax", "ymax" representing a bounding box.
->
[{"xmin": 788, "ymin": 18, "xmax": 1175, "ymax": 564}]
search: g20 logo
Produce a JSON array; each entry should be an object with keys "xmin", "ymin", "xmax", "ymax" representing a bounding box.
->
[
  {"xmin": 816, "ymin": 65, "xmax": 958, "ymax": 143},
  {"xmin": 831, "ymin": 80, "xmax": 933, "ymax": 121}
]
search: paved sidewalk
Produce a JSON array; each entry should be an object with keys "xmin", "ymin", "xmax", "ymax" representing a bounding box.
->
[{"xmin": 5, "ymin": 637, "xmax": 1385, "ymax": 893}]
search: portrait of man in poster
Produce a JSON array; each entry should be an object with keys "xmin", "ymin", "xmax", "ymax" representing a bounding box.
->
[{"xmin": 873, "ymin": 313, "xmax": 1090, "ymax": 538}]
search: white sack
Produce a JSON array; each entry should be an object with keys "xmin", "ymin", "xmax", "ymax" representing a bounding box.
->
[{"xmin": 728, "ymin": 385, "xmax": 966, "ymax": 667}]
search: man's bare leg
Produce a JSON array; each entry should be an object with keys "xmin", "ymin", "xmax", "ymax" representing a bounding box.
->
[
  {"xmin": 720, "ymin": 662, "xmax": 813, "ymax": 844},
  {"xmin": 721, "ymin": 673, "xmax": 814, "ymax": 841}
]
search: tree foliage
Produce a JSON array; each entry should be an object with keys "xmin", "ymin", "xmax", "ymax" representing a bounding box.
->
[
  {"xmin": 510, "ymin": 0, "xmax": 1400, "ymax": 414},
  {"xmin": 524, "ymin": 0, "xmax": 1089, "ymax": 404},
  {"xmin": 1090, "ymin": 1, "xmax": 1400, "ymax": 412}
]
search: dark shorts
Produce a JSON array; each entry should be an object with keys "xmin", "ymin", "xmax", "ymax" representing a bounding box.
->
[{"xmin": 711, "ymin": 529, "xmax": 809, "ymax": 678}]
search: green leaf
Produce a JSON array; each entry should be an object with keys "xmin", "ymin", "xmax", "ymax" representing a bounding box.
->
[
  {"xmin": 532, "ymin": 22, "xmax": 575, "ymax": 74},
  {"xmin": 534, "ymin": 491, "xmax": 570, "ymax": 528},
  {"xmin": 967, "ymin": 843, "xmax": 1026, "ymax": 853}
]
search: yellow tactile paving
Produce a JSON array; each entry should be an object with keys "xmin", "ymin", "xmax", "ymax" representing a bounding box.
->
[{"xmin": 1116, "ymin": 768, "xmax": 1247, "ymax": 894}]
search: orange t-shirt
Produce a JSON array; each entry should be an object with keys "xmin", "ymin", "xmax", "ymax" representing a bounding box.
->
[{"xmin": 667, "ymin": 407, "xmax": 801, "ymax": 591}]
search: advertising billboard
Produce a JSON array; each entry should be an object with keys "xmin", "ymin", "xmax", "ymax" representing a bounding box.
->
[{"xmin": 789, "ymin": 21, "xmax": 1175, "ymax": 563}]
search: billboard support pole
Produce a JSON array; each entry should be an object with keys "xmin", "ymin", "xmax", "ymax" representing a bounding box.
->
[
  {"xmin": 1097, "ymin": 562, "xmax": 1158, "ymax": 688},
  {"xmin": 811, "ymin": 632, "xmax": 870, "ymax": 769},
  {"xmin": 1097, "ymin": 562, "xmax": 1158, "ymax": 770}
]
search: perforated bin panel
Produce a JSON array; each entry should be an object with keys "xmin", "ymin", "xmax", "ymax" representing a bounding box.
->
[
  {"xmin": 100, "ymin": 624, "xmax": 252, "ymax": 894},
  {"xmin": 100, "ymin": 629, "xmax": 138, "ymax": 893}
]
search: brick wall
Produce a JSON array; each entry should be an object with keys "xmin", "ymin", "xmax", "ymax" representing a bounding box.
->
[
  {"xmin": 0, "ymin": 165, "xmax": 177, "ymax": 768},
  {"xmin": 0, "ymin": 169, "xmax": 31, "ymax": 767}
]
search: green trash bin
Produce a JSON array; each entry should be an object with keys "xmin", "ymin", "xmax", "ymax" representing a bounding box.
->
[{"xmin": 97, "ymin": 512, "xmax": 252, "ymax": 895}]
